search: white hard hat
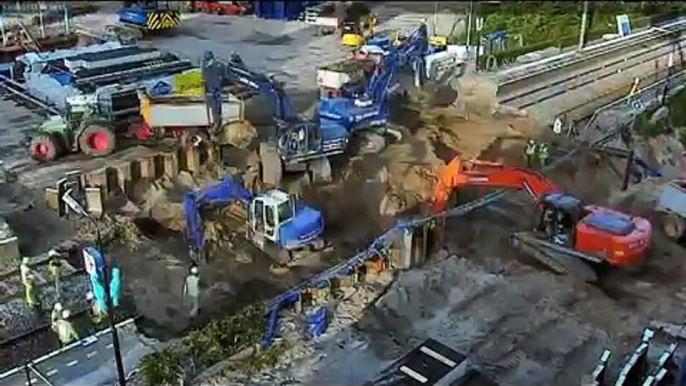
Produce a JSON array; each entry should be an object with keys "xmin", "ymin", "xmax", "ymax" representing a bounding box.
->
[
  {"xmin": 62, "ymin": 310, "xmax": 71, "ymax": 319},
  {"xmin": 22, "ymin": 257, "xmax": 30, "ymax": 265},
  {"xmin": 48, "ymin": 249, "xmax": 59, "ymax": 257},
  {"xmin": 86, "ymin": 292, "xmax": 94, "ymax": 300},
  {"xmin": 54, "ymin": 302, "xmax": 63, "ymax": 311},
  {"xmin": 190, "ymin": 267, "xmax": 199, "ymax": 274}
]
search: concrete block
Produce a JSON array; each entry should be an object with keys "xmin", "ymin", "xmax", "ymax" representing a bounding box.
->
[
  {"xmin": 308, "ymin": 157, "xmax": 332, "ymax": 183},
  {"xmin": 85, "ymin": 187, "xmax": 104, "ymax": 218},
  {"xmin": 115, "ymin": 163, "xmax": 132, "ymax": 196},
  {"xmin": 162, "ymin": 153, "xmax": 179, "ymax": 178},
  {"xmin": 183, "ymin": 146, "xmax": 201, "ymax": 173},
  {"xmin": 45, "ymin": 188, "xmax": 60, "ymax": 211},
  {"xmin": 138, "ymin": 156, "xmax": 156, "ymax": 179},
  {"xmin": 0, "ymin": 235, "xmax": 20, "ymax": 269},
  {"xmin": 85, "ymin": 169, "xmax": 107, "ymax": 189}
]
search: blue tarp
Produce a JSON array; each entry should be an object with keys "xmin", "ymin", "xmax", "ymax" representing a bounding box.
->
[{"xmin": 252, "ymin": 1, "xmax": 307, "ymax": 20}]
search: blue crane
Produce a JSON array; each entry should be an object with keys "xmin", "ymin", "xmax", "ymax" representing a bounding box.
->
[{"xmin": 183, "ymin": 176, "xmax": 325, "ymax": 264}]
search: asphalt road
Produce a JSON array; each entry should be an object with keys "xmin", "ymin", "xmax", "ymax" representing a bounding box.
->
[{"xmin": 0, "ymin": 318, "xmax": 152, "ymax": 386}]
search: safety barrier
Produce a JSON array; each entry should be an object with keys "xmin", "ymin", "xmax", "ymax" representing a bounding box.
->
[
  {"xmin": 584, "ymin": 328, "xmax": 678, "ymax": 386},
  {"xmin": 580, "ymin": 68, "xmax": 686, "ymax": 136}
]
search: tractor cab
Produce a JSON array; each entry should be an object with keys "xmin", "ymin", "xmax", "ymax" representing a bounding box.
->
[
  {"xmin": 538, "ymin": 193, "xmax": 585, "ymax": 247},
  {"xmin": 64, "ymin": 95, "xmax": 97, "ymax": 125}
]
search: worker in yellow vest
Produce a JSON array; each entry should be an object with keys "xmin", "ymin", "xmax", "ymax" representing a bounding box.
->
[
  {"xmin": 54, "ymin": 309, "xmax": 79, "ymax": 345},
  {"xmin": 183, "ymin": 266, "xmax": 200, "ymax": 319},
  {"xmin": 51, "ymin": 302, "xmax": 63, "ymax": 329}
]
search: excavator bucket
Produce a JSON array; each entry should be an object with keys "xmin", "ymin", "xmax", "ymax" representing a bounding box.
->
[{"xmin": 432, "ymin": 156, "xmax": 467, "ymax": 213}]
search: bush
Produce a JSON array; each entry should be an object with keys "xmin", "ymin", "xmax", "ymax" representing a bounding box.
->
[
  {"xmin": 140, "ymin": 348, "xmax": 185, "ymax": 386},
  {"xmin": 140, "ymin": 304, "xmax": 269, "ymax": 386}
]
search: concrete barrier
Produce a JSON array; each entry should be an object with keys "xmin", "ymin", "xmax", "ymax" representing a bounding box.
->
[{"xmin": 44, "ymin": 145, "xmax": 214, "ymax": 215}]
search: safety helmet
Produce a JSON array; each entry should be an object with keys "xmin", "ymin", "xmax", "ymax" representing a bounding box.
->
[
  {"xmin": 54, "ymin": 302, "xmax": 63, "ymax": 311},
  {"xmin": 48, "ymin": 249, "xmax": 59, "ymax": 258},
  {"xmin": 190, "ymin": 266, "xmax": 199, "ymax": 275},
  {"xmin": 22, "ymin": 257, "xmax": 30, "ymax": 265},
  {"xmin": 203, "ymin": 50, "xmax": 214, "ymax": 61},
  {"xmin": 528, "ymin": 139, "xmax": 535, "ymax": 145},
  {"xmin": 62, "ymin": 310, "xmax": 71, "ymax": 319},
  {"xmin": 86, "ymin": 291, "xmax": 94, "ymax": 301}
]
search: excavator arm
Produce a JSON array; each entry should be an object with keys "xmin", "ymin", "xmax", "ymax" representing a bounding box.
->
[
  {"xmin": 432, "ymin": 157, "xmax": 562, "ymax": 212},
  {"xmin": 183, "ymin": 177, "xmax": 254, "ymax": 258}
]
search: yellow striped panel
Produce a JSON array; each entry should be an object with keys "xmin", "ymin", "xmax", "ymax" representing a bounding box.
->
[{"xmin": 146, "ymin": 11, "xmax": 180, "ymax": 30}]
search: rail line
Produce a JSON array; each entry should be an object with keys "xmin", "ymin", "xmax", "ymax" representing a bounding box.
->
[
  {"xmin": 498, "ymin": 18, "xmax": 686, "ymax": 87},
  {"xmin": 503, "ymin": 36, "xmax": 686, "ymax": 108}
]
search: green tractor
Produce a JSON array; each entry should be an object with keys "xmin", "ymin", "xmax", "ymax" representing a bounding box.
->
[{"xmin": 28, "ymin": 95, "xmax": 117, "ymax": 162}]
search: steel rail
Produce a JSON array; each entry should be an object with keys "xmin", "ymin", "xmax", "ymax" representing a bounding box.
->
[
  {"xmin": 498, "ymin": 18, "xmax": 686, "ymax": 86},
  {"xmin": 502, "ymin": 38, "xmax": 686, "ymax": 108}
]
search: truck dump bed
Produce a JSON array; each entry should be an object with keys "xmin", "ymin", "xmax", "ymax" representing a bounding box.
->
[
  {"xmin": 139, "ymin": 93, "xmax": 244, "ymax": 128},
  {"xmin": 317, "ymin": 58, "xmax": 376, "ymax": 89}
]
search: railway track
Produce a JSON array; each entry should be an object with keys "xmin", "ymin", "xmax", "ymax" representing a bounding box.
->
[
  {"xmin": 498, "ymin": 20, "xmax": 686, "ymax": 110},
  {"xmin": 498, "ymin": 18, "xmax": 686, "ymax": 88}
]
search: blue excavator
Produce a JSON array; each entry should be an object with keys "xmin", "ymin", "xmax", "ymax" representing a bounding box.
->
[{"xmin": 183, "ymin": 176, "xmax": 325, "ymax": 265}]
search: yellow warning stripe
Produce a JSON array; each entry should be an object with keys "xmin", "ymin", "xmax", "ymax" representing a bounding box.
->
[{"xmin": 146, "ymin": 11, "xmax": 180, "ymax": 30}]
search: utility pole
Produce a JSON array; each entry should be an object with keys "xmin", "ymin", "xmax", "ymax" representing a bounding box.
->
[
  {"xmin": 62, "ymin": 189, "xmax": 127, "ymax": 386},
  {"xmin": 578, "ymin": 1, "xmax": 589, "ymax": 50},
  {"xmin": 466, "ymin": 1, "xmax": 473, "ymax": 46}
]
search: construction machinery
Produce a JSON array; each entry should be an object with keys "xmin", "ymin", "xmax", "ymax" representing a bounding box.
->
[
  {"xmin": 433, "ymin": 157, "xmax": 653, "ymax": 282},
  {"xmin": 341, "ymin": 3, "xmax": 376, "ymax": 48},
  {"xmin": 28, "ymin": 94, "xmax": 117, "ymax": 161},
  {"xmin": 135, "ymin": 88, "xmax": 248, "ymax": 146},
  {"xmin": 190, "ymin": 1, "xmax": 251, "ymax": 15},
  {"xmin": 183, "ymin": 176, "xmax": 326, "ymax": 264},
  {"xmin": 113, "ymin": 1, "xmax": 181, "ymax": 40}
]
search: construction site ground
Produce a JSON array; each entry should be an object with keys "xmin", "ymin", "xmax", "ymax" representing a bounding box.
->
[{"xmin": 1, "ymin": 4, "xmax": 685, "ymax": 385}]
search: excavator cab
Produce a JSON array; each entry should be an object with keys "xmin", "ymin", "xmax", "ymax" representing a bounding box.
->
[
  {"xmin": 538, "ymin": 193, "xmax": 584, "ymax": 247},
  {"xmin": 248, "ymin": 190, "xmax": 295, "ymax": 244}
]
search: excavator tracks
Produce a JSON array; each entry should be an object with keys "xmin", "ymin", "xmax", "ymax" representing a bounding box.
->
[{"xmin": 510, "ymin": 231, "xmax": 599, "ymax": 283}]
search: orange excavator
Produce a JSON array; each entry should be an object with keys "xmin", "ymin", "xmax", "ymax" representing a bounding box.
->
[{"xmin": 433, "ymin": 157, "xmax": 653, "ymax": 282}]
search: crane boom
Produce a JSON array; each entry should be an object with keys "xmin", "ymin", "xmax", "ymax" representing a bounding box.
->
[{"xmin": 433, "ymin": 157, "xmax": 562, "ymax": 212}]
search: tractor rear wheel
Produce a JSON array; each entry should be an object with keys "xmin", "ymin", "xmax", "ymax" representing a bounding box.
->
[
  {"xmin": 79, "ymin": 124, "xmax": 116, "ymax": 157},
  {"xmin": 29, "ymin": 134, "xmax": 60, "ymax": 162}
]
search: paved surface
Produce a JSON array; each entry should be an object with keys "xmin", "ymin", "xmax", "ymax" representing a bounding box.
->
[
  {"xmin": 0, "ymin": 319, "xmax": 152, "ymax": 386},
  {"xmin": 369, "ymin": 339, "xmax": 468, "ymax": 386}
]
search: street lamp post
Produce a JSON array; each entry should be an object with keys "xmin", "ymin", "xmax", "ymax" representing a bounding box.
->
[{"xmin": 62, "ymin": 189, "xmax": 127, "ymax": 386}]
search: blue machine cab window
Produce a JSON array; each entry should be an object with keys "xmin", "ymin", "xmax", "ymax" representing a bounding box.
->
[
  {"xmin": 265, "ymin": 205, "xmax": 276, "ymax": 236},
  {"xmin": 278, "ymin": 201, "xmax": 293, "ymax": 223}
]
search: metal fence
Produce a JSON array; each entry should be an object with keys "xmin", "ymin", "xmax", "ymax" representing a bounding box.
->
[{"xmin": 581, "ymin": 68, "xmax": 686, "ymax": 137}]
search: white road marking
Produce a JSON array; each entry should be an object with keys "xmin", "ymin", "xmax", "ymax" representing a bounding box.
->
[
  {"xmin": 66, "ymin": 360, "xmax": 78, "ymax": 367},
  {"xmin": 400, "ymin": 365, "xmax": 428, "ymax": 383},
  {"xmin": 46, "ymin": 368, "xmax": 59, "ymax": 376},
  {"xmin": 25, "ymin": 379, "xmax": 37, "ymax": 386},
  {"xmin": 105, "ymin": 343, "xmax": 114, "ymax": 349},
  {"xmin": 420, "ymin": 346, "xmax": 457, "ymax": 367},
  {"xmin": 86, "ymin": 351, "xmax": 98, "ymax": 359}
]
